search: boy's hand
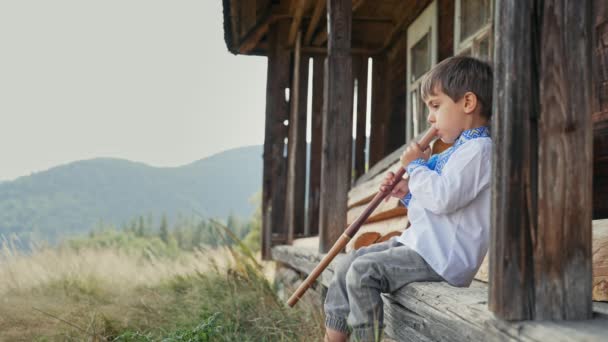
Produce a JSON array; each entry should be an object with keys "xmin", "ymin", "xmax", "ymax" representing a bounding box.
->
[
  {"xmin": 379, "ymin": 171, "xmax": 409, "ymax": 202},
  {"xmin": 400, "ymin": 142, "xmax": 431, "ymax": 167}
]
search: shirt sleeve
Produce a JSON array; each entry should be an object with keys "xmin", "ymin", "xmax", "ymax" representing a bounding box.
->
[{"xmin": 406, "ymin": 140, "xmax": 491, "ymax": 214}]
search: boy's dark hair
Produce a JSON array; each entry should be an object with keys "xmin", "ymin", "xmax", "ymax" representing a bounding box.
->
[{"xmin": 421, "ymin": 56, "xmax": 493, "ymax": 119}]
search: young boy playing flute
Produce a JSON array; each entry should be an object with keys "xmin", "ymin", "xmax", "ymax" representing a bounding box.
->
[{"xmin": 324, "ymin": 56, "xmax": 493, "ymax": 342}]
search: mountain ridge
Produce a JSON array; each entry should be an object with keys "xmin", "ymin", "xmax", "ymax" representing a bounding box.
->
[{"xmin": 0, "ymin": 145, "xmax": 263, "ymax": 244}]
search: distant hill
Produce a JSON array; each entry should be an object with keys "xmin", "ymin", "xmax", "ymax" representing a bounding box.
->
[{"xmin": 0, "ymin": 145, "xmax": 263, "ymax": 244}]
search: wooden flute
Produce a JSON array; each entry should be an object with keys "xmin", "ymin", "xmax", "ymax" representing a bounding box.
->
[{"xmin": 287, "ymin": 127, "xmax": 438, "ymax": 307}]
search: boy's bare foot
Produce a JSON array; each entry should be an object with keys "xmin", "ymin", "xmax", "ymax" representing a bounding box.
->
[{"xmin": 324, "ymin": 328, "xmax": 348, "ymax": 342}]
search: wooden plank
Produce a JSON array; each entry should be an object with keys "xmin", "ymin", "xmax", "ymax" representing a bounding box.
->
[
  {"xmin": 288, "ymin": 0, "xmax": 310, "ymax": 46},
  {"xmin": 261, "ymin": 22, "xmax": 292, "ymax": 259},
  {"xmin": 306, "ymin": 57, "xmax": 324, "ymax": 237},
  {"xmin": 310, "ymin": 0, "xmax": 366, "ymax": 47},
  {"xmin": 272, "ymin": 245, "xmax": 345, "ymax": 287},
  {"xmin": 239, "ymin": 0, "xmax": 258, "ymax": 38},
  {"xmin": 384, "ymin": 281, "xmax": 608, "ymax": 342},
  {"xmin": 353, "ymin": 55, "xmax": 368, "ymax": 180},
  {"xmin": 237, "ymin": 7, "xmax": 278, "ymax": 55},
  {"xmin": 345, "ymin": 216, "xmax": 408, "ymax": 252},
  {"xmin": 286, "ymin": 33, "xmax": 309, "ymax": 242},
  {"xmin": 272, "ymin": 243, "xmax": 608, "ymax": 340},
  {"xmin": 490, "ymin": 0, "xmax": 539, "ymax": 320},
  {"xmin": 373, "ymin": 1, "xmax": 429, "ymax": 55},
  {"xmin": 319, "ymin": 0, "xmax": 353, "ymax": 253},
  {"xmin": 347, "ymin": 197, "xmax": 405, "ymax": 226},
  {"xmin": 593, "ymin": 220, "xmax": 608, "ymax": 301},
  {"xmin": 535, "ymin": 0, "xmax": 594, "ymax": 320},
  {"xmin": 304, "ymin": 0, "xmax": 325, "ymax": 45},
  {"xmin": 592, "ymin": 0, "xmax": 608, "ymax": 219}
]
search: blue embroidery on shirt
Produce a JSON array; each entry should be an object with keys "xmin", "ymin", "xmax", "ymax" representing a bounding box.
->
[{"xmin": 401, "ymin": 126, "xmax": 491, "ymax": 208}]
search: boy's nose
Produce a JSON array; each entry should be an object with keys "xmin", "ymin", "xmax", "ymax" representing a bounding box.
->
[{"xmin": 427, "ymin": 112, "xmax": 436, "ymax": 124}]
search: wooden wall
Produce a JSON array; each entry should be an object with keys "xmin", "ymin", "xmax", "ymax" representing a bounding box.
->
[{"xmin": 593, "ymin": 0, "xmax": 608, "ymax": 219}]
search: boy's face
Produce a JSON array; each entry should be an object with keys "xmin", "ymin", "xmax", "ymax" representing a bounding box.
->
[{"xmin": 424, "ymin": 87, "xmax": 472, "ymax": 144}]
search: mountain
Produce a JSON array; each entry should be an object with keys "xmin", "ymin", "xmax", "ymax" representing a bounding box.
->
[{"xmin": 0, "ymin": 145, "xmax": 263, "ymax": 244}]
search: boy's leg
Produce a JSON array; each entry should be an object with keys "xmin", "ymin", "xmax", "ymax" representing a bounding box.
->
[
  {"xmin": 323, "ymin": 240, "xmax": 396, "ymax": 338},
  {"xmin": 345, "ymin": 240, "xmax": 443, "ymax": 342}
]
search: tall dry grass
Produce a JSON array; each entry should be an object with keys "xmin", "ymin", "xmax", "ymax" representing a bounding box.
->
[{"xmin": 0, "ymin": 236, "xmax": 323, "ymax": 341}]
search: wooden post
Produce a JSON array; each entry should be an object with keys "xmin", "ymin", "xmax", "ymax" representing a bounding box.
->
[
  {"xmin": 592, "ymin": 0, "xmax": 608, "ymax": 219},
  {"xmin": 262, "ymin": 22, "xmax": 291, "ymax": 260},
  {"xmin": 369, "ymin": 54, "xmax": 391, "ymax": 167},
  {"xmin": 535, "ymin": 0, "xmax": 593, "ymax": 320},
  {"xmin": 490, "ymin": 0, "xmax": 593, "ymax": 320},
  {"xmin": 286, "ymin": 31, "xmax": 309, "ymax": 243},
  {"xmin": 307, "ymin": 57, "xmax": 325, "ymax": 237},
  {"xmin": 353, "ymin": 56, "xmax": 368, "ymax": 180},
  {"xmin": 319, "ymin": 0, "xmax": 353, "ymax": 253}
]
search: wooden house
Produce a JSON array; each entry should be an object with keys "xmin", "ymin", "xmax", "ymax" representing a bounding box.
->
[{"xmin": 222, "ymin": 0, "xmax": 608, "ymax": 340}]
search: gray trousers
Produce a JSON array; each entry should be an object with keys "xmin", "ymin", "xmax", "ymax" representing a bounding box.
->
[{"xmin": 324, "ymin": 238, "xmax": 443, "ymax": 342}]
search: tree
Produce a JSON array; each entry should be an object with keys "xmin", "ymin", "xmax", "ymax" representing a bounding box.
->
[{"xmin": 159, "ymin": 214, "xmax": 169, "ymax": 244}]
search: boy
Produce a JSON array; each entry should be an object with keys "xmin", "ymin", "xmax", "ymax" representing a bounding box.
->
[{"xmin": 324, "ymin": 56, "xmax": 493, "ymax": 342}]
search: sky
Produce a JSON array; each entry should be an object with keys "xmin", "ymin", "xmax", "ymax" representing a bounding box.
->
[{"xmin": 0, "ymin": 0, "xmax": 268, "ymax": 181}]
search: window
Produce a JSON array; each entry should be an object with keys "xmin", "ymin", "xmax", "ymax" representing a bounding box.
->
[
  {"xmin": 454, "ymin": 0, "xmax": 493, "ymax": 61},
  {"xmin": 406, "ymin": 1, "xmax": 437, "ymax": 141}
]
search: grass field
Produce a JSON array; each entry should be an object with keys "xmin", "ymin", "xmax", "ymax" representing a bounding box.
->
[{"xmin": 0, "ymin": 236, "xmax": 324, "ymax": 341}]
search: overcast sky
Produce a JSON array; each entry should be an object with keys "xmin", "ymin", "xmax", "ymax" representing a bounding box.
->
[{"xmin": 0, "ymin": 0, "xmax": 268, "ymax": 181}]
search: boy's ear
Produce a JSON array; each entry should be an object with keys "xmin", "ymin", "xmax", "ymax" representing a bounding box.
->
[{"xmin": 462, "ymin": 91, "xmax": 478, "ymax": 114}]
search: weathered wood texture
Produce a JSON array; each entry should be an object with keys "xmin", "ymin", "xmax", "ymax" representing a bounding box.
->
[
  {"xmin": 345, "ymin": 216, "xmax": 408, "ymax": 253},
  {"xmin": 593, "ymin": 0, "xmax": 608, "ymax": 219},
  {"xmin": 353, "ymin": 55, "xmax": 368, "ymax": 180},
  {"xmin": 536, "ymin": 0, "xmax": 594, "ymax": 320},
  {"xmin": 437, "ymin": 0, "xmax": 454, "ymax": 61},
  {"xmin": 475, "ymin": 219, "xmax": 608, "ymax": 302},
  {"xmin": 286, "ymin": 34, "xmax": 309, "ymax": 242},
  {"xmin": 490, "ymin": 0, "xmax": 541, "ymax": 320},
  {"xmin": 369, "ymin": 54, "xmax": 391, "ymax": 167},
  {"xmin": 262, "ymin": 22, "xmax": 291, "ymax": 260},
  {"xmin": 272, "ymin": 244, "xmax": 608, "ymax": 341},
  {"xmin": 347, "ymin": 197, "xmax": 406, "ymax": 226},
  {"xmin": 492, "ymin": 0, "xmax": 594, "ymax": 320},
  {"xmin": 384, "ymin": 281, "xmax": 608, "ymax": 342},
  {"xmin": 306, "ymin": 57, "xmax": 324, "ymax": 237},
  {"xmin": 318, "ymin": 0, "xmax": 353, "ymax": 253}
]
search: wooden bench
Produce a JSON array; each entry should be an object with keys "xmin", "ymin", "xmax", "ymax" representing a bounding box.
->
[{"xmin": 272, "ymin": 242, "xmax": 608, "ymax": 341}]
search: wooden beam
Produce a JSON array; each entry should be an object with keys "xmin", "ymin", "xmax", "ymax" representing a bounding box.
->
[
  {"xmin": 302, "ymin": 46, "xmax": 374, "ymax": 55},
  {"xmin": 288, "ymin": 0, "xmax": 310, "ymax": 47},
  {"xmin": 304, "ymin": 0, "xmax": 326, "ymax": 45},
  {"xmin": 261, "ymin": 22, "xmax": 291, "ymax": 260},
  {"xmin": 286, "ymin": 32, "xmax": 309, "ymax": 243},
  {"xmin": 311, "ymin": 0, "xmax": 366, "ymax": 47},
  {"xmin": 490, "ymin": 0, "xmax": 540, "ymax": 321},
  {"xmin": 373, "ymin": 1, "xmax": 428, "ymax": 54},
  {"xmin": 490, "ymin": 0, "xmax": 594, "ymax": 320},
  {"xmin": 239, "ymin": 0, "xmax": 257, "ymax": 38},
  {"xmin": 306, "ymin": 56, "xmax": 325, "ymax": 237},
  {"xmin": 318, "ymin": 0, "xmax": 353, "ymax": 253},
  {"xmin": 535, "ymin": 0, "xmax": 594, "ymax": 320},
  {"xmin": 353, "ymin": 56, "xmax": 368, "ymax": 180}
]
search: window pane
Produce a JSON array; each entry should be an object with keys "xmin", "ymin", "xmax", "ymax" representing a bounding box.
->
[
  {"xmin": 411, "ymin": 32, "xmax": 431, "ymax": 82},
  {"xmin": 460, "ymin": 0, "xmax": 491, "ymax": 42},
  {"xmin": 411, "ymin": 88, "xmax": 429, "ymax": 136}
]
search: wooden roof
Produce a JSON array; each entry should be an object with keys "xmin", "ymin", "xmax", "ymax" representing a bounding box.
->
[{"xmin": 222, "ymin": 0, "xmax": 432, "ymax": 56}]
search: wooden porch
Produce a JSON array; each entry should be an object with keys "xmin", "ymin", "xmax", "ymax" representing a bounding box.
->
[{"xmin": 221, "ymin": 0, "xmax": 608, "ymax": 340}]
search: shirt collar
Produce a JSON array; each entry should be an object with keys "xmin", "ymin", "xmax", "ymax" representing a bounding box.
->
[{"xmin": 454, "ymin": 126, "xmax": 491, "ymax": 148}]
